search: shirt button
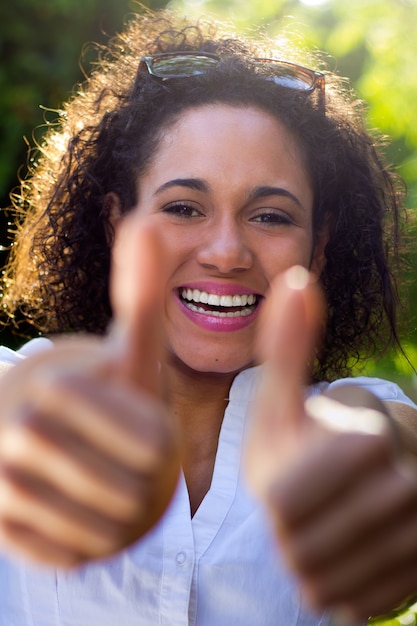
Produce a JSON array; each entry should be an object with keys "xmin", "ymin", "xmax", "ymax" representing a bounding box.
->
[{"xmin": 176, "ymin": 551, "xmax": 186, "ymax": 565}]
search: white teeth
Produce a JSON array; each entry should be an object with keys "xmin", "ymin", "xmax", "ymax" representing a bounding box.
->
[
  {"xmin": 220, "ymin": 295, "xmax": 233, "ymax": 307},
  {"xmin": 181, "ymin": 288, "xmax": 257, "ymax": 308},
  {"xmin": 208, "ymin": 293, "xmax": 220, "ymax": 306}
]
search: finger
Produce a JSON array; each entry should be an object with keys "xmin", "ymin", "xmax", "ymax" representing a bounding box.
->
[
  {"xmin": 300, "ymin": 507, "xmax": 417, "ymax": 616},
  {"xmin": 269, "ymin": 430, "xmax": 392, "ymax": 529},
  {"xmin": 337, "ymin": 561, "xmax": 417, "ymax": 622},
  {"xmin": 0, "ymin": 372, "xmax": 179, "ymax": 523},
  {"xmin": 276, "ymin": 457, "xmax": 416, "ymax": 574},
  {"xmin": 22, "ymin": 372, "xmax": 174, "ymax": 473},
  {"xmin": 109, "ymin": 214, "xmax": 166, "ymax": 393},
  {"xmin": 0, "ymin": 417, "xmax": 146, "ymax": 521},
  {"xmin": 0, "ymin": 470, "xmax": 123, "ymax": 558},
  {"xmin": 0, "ymin": 520, "xmax": 83, "ymax": 568}
]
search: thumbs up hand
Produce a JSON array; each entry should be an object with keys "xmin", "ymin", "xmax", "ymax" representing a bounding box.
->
[
  {"xmin": 0, "ymin": 214, "xmax": 180, "ymax": 567},
  {"xmin": 245, "ymin": 266, "xmax": 417, "ymax": 621}
]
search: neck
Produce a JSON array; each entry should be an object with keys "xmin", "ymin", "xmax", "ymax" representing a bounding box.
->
[{"xmin": 161, "ymin": 356, "xmax": 239, "ymax": 515}]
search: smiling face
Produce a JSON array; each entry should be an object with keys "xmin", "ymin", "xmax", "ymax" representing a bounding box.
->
[{"xmin": 130, "ymin": 104, "xmax": 324, "ymax": 376}]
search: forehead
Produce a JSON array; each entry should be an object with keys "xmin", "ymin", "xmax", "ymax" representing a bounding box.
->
[{"xmin": 142, "ymin": 104, "xmax": 310, "ymax": 188}]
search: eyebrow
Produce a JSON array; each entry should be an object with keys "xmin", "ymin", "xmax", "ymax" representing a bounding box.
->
[
  {"xmin": 154, "ymin": 178, "xmax": 210, "ymax": 195},
  {"xmin": 248, "ymin": 186, "xmax": 304, "ymax": 209}
]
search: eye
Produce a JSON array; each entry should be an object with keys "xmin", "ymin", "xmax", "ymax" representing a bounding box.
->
[
  {"xmin": 162, "ymin": 202, "xmax": 203, "ymax": 219},
  {"xmin": 250, "ymin": 210, "xmax": 293, "ymax": 226}
]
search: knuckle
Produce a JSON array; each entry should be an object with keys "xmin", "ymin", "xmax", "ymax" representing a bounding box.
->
[
  {"xmin": 0, "ymin": 472, "xmax": 24, "ymax": 508},
  {"xmin": 394, "ymin": 459, "xmax": 417, "ymax": 504},
  {"xmin": 0, "ymin": 426, "xmax": 33, "ymax": 461},
  {"xmin": 352, "ymin": 430, "xmax": 393, "ymax": 467},
  {"xmin": 301, "ymin": 577, "xmax": 331, "ymax": 611}
]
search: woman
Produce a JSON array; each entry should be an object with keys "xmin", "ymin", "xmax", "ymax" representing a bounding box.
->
[{"xmin": 0, "ymin": 10, "xmax": 417, "ymax": 625}]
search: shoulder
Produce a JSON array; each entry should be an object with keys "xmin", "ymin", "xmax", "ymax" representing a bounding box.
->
[
  {"xmin": 311, "ymin": 376, "xmax": 417, "ymax": 409},
  {"xmin": 312, "ymin": 375, "xmax": 417, "ymax": 456},
  {"xmin": 0, "ymin": 338, "xmax": 54, "ymax": 374},
  {"xmin": 0, "ymin": 338, "xmax": 53, "ymax": 362}
]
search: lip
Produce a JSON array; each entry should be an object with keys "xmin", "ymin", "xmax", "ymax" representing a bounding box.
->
[{"xmin": 175, "ymin": 283, "xmax": 264, "ymax": 332}]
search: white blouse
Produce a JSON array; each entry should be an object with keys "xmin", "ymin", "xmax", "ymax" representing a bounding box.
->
[{"xmin": 1, "ymin": 339, "xmax": 415, "ymax": 626}]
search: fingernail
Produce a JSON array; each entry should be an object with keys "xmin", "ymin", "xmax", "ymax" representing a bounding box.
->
[{"xmin": 284, "ymin": 266, "xmax": 310, "ymax": 290}]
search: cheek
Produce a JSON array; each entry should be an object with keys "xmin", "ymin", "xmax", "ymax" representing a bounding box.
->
[
  {"xmin": 158, "ymin": 226, "xmax": 197, "ymax": 263},
  {"xmin": 258, "ymin": 235, "xmax": 314, "ymax": 280}
]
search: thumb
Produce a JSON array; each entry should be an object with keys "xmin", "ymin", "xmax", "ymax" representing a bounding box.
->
[
  {"xmin": 108, "ymin": 213, "xmax": 166, "ymax": 394},
  {"xmin": 246, "ymin": 266, "xmax": 325, "ymax": 494}
]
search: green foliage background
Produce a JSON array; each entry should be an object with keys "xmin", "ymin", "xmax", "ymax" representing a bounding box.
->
[
  {"xmin": 1, "ymin": 1, "xmax": 417, "ymax": 622},
  {"xmin": 1, "ymin": 0, "xmax": 416, "ymax": 375}
]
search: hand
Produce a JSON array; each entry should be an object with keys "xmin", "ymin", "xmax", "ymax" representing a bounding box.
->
[
  {"xmin": 0, "ymin": 215, "xmax": 181, "ymax": 567},
  {"xmin": 245, "ymin": 266, "xmax": 417, "ymax": 621}
]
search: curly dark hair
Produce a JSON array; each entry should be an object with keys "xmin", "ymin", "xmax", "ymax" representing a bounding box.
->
[{"xmin": 1, "ymin": 9, "xmax": 407, "ymax": 381}]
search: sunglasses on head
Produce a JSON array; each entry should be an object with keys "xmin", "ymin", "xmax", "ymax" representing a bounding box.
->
[{"xmin": 139, "ymin": 51, "xmax": 325, "ymax": 107}]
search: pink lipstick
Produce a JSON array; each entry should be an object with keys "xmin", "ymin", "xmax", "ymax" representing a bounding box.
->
[{"xmin": 176, "ymin": 282, "xmax": 263, "ymax": 332}]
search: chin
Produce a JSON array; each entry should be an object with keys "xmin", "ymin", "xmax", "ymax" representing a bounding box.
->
[{"xmin": 167, "ymin": 350, "xmax": 256, "ymax": 378}]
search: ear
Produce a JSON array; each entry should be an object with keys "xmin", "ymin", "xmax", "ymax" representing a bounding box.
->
[
  {"xmin": 103, "ymin": 192, "xmax": 123, "ymax": 245},
  {"xmin": 309, "ymin": 224, "xmax": 329, "ymax": 279}
]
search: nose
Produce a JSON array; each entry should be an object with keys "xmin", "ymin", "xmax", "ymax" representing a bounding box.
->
[{"xmin": 196, "ymin": 218, "xmax": 254, "ymax": 274}]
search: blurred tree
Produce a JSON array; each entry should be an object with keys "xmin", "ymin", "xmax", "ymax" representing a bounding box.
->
[
  {"xmin": 168, "ymin": 0, "xmax": 417, "ymax": 204},
  {"xmin": 0, "ymin": 0, "xmax": 164, "ymax": 346},
  {"xmin": 1, "ymin": 0, "xmax": 124, "ymax": 201}
]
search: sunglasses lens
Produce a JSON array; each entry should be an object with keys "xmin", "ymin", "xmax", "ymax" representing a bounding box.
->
[
  {"xmin": 151, "ymin": 54, "xmax": 219, "ymax": 78},
  {"xmin": 256, "ymin": 62, "xmax": 315, "ymax": 91}
]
